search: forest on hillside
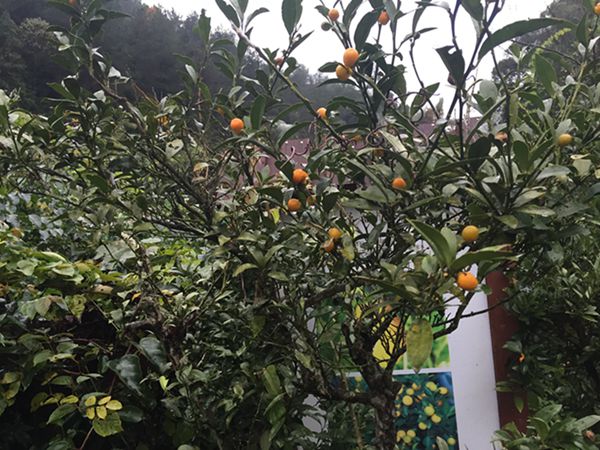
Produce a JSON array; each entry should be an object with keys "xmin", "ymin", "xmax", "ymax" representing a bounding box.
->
[
  {"xmin": 0, "ymin": 0, "xmax": 589, "ymax": 117},
  {"xmin": 0, "ymin": 0, "xmax": 358, "ymax": 119}
]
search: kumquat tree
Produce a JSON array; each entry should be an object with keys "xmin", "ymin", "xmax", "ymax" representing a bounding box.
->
[{"xmin": 1, "ymin": 0, "xmax": 600, "ymax": 448}]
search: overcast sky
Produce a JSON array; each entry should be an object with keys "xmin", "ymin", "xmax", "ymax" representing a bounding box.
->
[{"xmin": 139, "ymin": 0, "xmax": 553, "ymax": 109}]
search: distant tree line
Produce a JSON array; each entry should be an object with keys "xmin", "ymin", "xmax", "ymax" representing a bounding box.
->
[{"xmin": 0, "ymin": 0, "xmax": 357, "ymax": 120}]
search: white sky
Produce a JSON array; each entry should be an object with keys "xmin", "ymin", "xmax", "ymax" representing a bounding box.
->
[{"xmin": 140, "ymin": 0, "xmax": 552, "ymax": 108}]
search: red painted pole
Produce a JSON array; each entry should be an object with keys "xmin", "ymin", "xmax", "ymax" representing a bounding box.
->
[{"xmin": 486, "ymin": 270, "xmax": 528, "ymax": 431}]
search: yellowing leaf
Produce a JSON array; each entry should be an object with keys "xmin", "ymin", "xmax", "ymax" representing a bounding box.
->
[
  {"xmin": 106, "ymin": 400, "xmax": 123, "ymax": 411},
  {"xmin": 84, "ymin": 396, "xmax": 97, "ymax": 407},
  {"xmin": 60, "ymin": 395, "xmax": 79, "ymax": 405},
  {"xmin": 5, "ymin": 381, "xmax": 20, "ymax": 399},
  {"xmin": 159, "ymin": 376, "xmax": 169, "ymax": 392},
  {"xmin": 0, "ymin": 372, "xmax": 19, "ymax": 384},
  {"xmin": 98, "ymin": 396, "xmax": 111, "ymax": 405},
  {"xmin": 406, "ymin": 319, "xmax": 433, "ymax": 373},
  {"xmin": 96, "ymin": 406, "xmax": 107, "ymax": 420},
  {"xmin": 270, "ymin": 208, "xmax": 280, "ymax": 224},
  {"xmin": 85, "ymin": 407, "xmax": 95, "ymax": 420}
]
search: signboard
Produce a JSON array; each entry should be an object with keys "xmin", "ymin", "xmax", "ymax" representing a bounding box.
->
[{"xmin": 345, "ymin": 290, "xmax": 500, "ymax": 448}]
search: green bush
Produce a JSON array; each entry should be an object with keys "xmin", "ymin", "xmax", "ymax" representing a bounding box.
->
[{"xmin": 1, "ymin": 0, "xmax": 600, "ymax": 448}]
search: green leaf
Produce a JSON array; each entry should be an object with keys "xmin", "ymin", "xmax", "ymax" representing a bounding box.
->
[
  {"xmin": 441, "ymin": 228, "xmax": 457, "ymax": 262},
  {"xmin": 479, "ymin": 80, "xmax": 498, "ymax": 100},
  {"xmin": 265, "ymin": 393, "xmax": 286, "ymax": 425},
  {"xmin": 277, "ymin": 122, "xmax": 310, "ymax": 148},
  {"xmin": 52, "ymin": 263, "xmax": 75, "ymax": 277},
  {"xmin": 139, "ymin": 336, "xmax": 169, "ymax": 373},
  {"xmin": 262, "ymin": 365, "xmax": 281, "ymax": 397},
  {"xmin": 340, "ymin": 234, "xmax": 356, "ymax": 262},
  {"xmin": 468, "ymin": 136, "xmax": 492, "ymax": 171},
  {"xmin": 406, "ymin": 319, "xmax": 433, "ymax": 373},
  {"xmin": 195, "ymin": 11, "xmax": 211, "ymax": 43},
  {"xmin": 513, "ymin": 141, "xmax": 529, "ymax": 171},
  {"xmin": 479, "ymin": 18, "xmax": 570, "ymax": 60},
  {"xmin": 233, "ymin": 263, "xmax": 258, "ymax": 276},
  {"xmin": 436, "ymin": 46, "xmax": 465, "ymax": 87},
  {"xmin": 498, "ymin": 215, "xmax": 520, "ymax": 229},
  {"xmin": 268, "ymin": 271, "xmax": 288, "ymax": 281},
  {"xmin": 534, "ymin": 55, "xmax": 557, "ymax": 95},
  {"xmin": 536, "ymin": 403, "xmax": 562, "ymax": 422},
  {"xmin": 516, "ymin": 205, "xmax": 556, "ymax": 217},
  {"xmin": 379, "ymin": 130, "xmax": 413, "ymax": 176},
  {"xmin": 92, "ymin": 412, "xmax": 123, "ymax": 437},
  {"xmin": 108, "ymin": 355, "xmax": 143, "ymax": 396},
  {"xmin": 537, "ymin": 165, "xmax": 570, "ymax": 180},
  {"xmin": 354, "ymin": 11, "xmax": 379, "ymax": 50},
  {"xmin": 119, "ymin": 406, "xmax": 144, "ymax": 423},
  {"xmin": 215, "ymin": 0, "xmax": 240, "ymax": 26},
  {"xmin": 16, "ymin": 259, "xmax": 37, "ymax": 276},
  {"xmin": 408, "ymin": 220, "xmax": 453, "ymax": 267},
  {"xmin": 185, "ymin": 64, "xmax": 198, "ymax": 83},
  {"xmin": 573, "ymin": 415, "xmax": 600, "ymax": 432},
  {"xmin": 282, "ymin": 0, "xmax": 302, "ymax": 35},
  {"xmin": 247, "ymin": 7, "xmax": 269, "ymax": 26},
  {"xmin": 461, "ymin": 0, "xmax": 483, "ymax": 21},
  {"xmin": 46, "ymin": 440, "xmax": 72, "ymax": 450},
  {"xmin": 250, "ymin": 95, "xmax": 267, "ymax": 129},
  {"xmin": 343, "ymin": 0, "xmax": 363, "ymax": 27},
  {"xmin": 514, "ymin": 395, "xmax": 524, "ymax": 413},
  {"xmin": 576, "ymin": 15, "xmax": 588, "ymax": 44},
  {"xmin": 47, "ymin": 404, "xmax": 76, "ymax": 425},
  {"xmin": 260, "ymin": 430, "xmax": 272, "ymax": 450},
  {"xmin": 513, "ymin": 189, "xmax": 545, "ymax": 208},
  {"xmin": 450, "ymin": 246, "xmax": 511, "ymax": 273}
]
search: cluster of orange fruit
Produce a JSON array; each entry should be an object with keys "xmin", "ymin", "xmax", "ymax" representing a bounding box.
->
[
  {"xmin": 286, "ymin": 166, "xmax": 481, "ymax": 291},
  {"xmin": 327, "ymin": 7, "xmax": 390, "ymax": 25},
  {"xmin": 330, "ymin": 8, "xmax": 390, "ymax": 82}
]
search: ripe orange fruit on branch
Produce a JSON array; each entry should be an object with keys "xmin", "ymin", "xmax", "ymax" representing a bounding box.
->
[
  {"xmin": 230, "ymin": 118, "xmax": 244, "ymax": 135},
  {"xmin": 558, "ymin": 133, "xmax": 573, "ymax": 147},
  {"xmin": 292, "ymin": 168, "xmax": 308, "ymax": 184},
  {"xmin": 287, "ymin": 198, "xmax": 302, "ymax": 212},
  {"xmin": 328, "ymin": 227, "xmax": 342, "ymax": 241},
  {"xmin": 461, "ymin": 225, "xmax": 479, "ymax": 242},
  {"xmin": 392, "ymin": 177, "xmax": 407, "ymax": 190},
  {"xmin": 323, "ymin": 239, "xmax": 335, "ymax": 253},
  {"xmin": 336, "ymin": 64, "xmax": 352, "ymax": 81},
  {"xmin": 343, "ymin": 48, "xmax": 360, "ymax": 67},
  {"xmin": 378, "ymin": 10, "xmax": 390, "ymax": 25},
  {"xmin": 457, "ymin": 272, "xmax": 478, "ymax": 291},
  {"xmin": 316, "ymin": 107, "xmax": 327, "ymax": 119},
  {"xmin": 328, "ymin": 8, "xmax": 340, "ymax": 21},
  {"xmin": 595, "ymin": 3, "xmax": 600, "ymax": 15}
]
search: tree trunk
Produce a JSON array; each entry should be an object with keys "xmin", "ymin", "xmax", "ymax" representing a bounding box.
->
[{"xmin": 373, "ymin": 395, "xmax": 397, "ymax": 450}]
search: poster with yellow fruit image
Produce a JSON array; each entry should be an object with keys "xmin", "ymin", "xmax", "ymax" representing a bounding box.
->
[
  {"xmin": 347, "ymin": 372, "xmax": 458, "ymax": 448},
  {"xmin": 350, "ymin": 306, "xmax": 458, "ymax": 448}
]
